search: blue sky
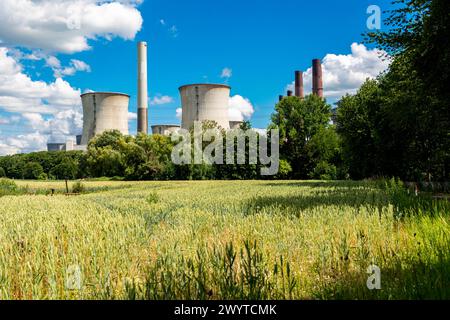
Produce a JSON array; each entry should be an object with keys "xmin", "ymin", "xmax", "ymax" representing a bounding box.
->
[{"xmin": 0, "ymin": 0, "xmax": 392, "ymax": 154}]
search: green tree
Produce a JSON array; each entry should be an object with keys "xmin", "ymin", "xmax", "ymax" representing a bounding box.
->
[
  {"xmin": 22, "ymin": 162, "xmax": 44, "ymax": 180},
  {"xmin": 364, "ymin": 0, "xmax": 450, "ymax": 181},
  {"xmin": 0, "ymin": 167, "xmax": 5, "ymax": 178},
  {"xmin": 336, "ymin": 80, "xmax": 382, "ymax": 179},
  {"xmin": 270, "ymin": 95, "xmax": 332, "ymax": 178},
  {"xmin": 50, "ymin": 158, "xmax": 78, "ymax": 180}
]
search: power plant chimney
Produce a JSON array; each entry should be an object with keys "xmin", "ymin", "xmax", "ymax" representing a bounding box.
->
[
  {"xmin": 137, "ymin": 42, "xmax": 149, "ymax": 134},
  {"xmin": 312, "ymin": 59, "xmax": 324, "ymax": 98},
  {"xmin": 295, "ymin": 70, "xmax": 304, "ymax": 98}
]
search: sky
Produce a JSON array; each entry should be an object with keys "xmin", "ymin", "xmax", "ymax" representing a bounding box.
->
[{"xmin": 0, "ymin": 0, "xmax": 392, "ymax": 155}]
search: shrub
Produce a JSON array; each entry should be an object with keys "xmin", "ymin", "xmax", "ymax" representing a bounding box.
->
[
  {"xmin": 0, "ymin": 167, "xmax": 5, "ymax": 178},
  {"xmin": 0, "ymin": 178, "xmax": 20, "ymax": 196},
  {"xmin": 72, "ymin": 181, "xmax": 86, "ymax": 194}
]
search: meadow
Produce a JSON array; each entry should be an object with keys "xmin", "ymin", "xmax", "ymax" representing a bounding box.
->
[{"xmin": 0, "ymin": 179, "xmax": 449, "ymax": 300}]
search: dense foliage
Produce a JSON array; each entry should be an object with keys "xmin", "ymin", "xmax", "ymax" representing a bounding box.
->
[{"xmin": 337, "ymin": 0, "xmax": 450, "ymax": 181}]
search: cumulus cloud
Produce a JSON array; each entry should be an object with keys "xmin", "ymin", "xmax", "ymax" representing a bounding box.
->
[
  {"xmin": 287, "ymin": 43, "xmax": 390, "ymax": 101},
  {"xmin": 228, "ymin": 95, "xmax": 254, "ymax": 122},
  {"xmin": 0, "ymin": 47, "xmax": 83, "ymax": 154},
  {"xmin": 150, "ymin": 95, "xmax": 174, "ymax": 106},
  {"xmin": 0, "ymin": 0, "xmax": 143, "ymax": 54},
  {"xmin": 0, "ymin": 48, "xmax": 81, "ymax": 114},
  {"xmin": 0, "ymin": 132, "xmax": 48, "ymax": 155},
  {"xmin": 176, "ymin": 108, "xmax": 182, "ymax": 120}
]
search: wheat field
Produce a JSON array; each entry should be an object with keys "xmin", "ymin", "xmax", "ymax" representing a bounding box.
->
[{"xmin": 0, "ymin": 180, "xmax": 449, "ymax": 300}]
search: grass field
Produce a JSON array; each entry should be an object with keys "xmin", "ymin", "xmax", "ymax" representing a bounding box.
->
[{"xmin": 0, "ymin": 179, "xmax": 449, "ymax": 300}]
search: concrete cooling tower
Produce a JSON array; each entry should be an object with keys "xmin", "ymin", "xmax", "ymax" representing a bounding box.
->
[
  {"xmin": 179, "ymin": 84, "xmax": 231, "ymax": 130},
  {"xmin": 80, "ymin": 92, "xmax": 130, "ymax": 145}
]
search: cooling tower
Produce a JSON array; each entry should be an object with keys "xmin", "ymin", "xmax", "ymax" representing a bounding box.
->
[
  {"xmin": 80, "ymin": 92, "xmax": 130, "ymax": 145},
  {"xmin": 179, "ymin": 84, "xmax": 231, "ymax": 130}
]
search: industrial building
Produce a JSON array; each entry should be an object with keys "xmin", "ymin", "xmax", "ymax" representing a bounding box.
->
[
  {"xmin": 80, "ymin": 92, "xmax": 130, "ymax": 146},
  {"xmin": 279, "ymin": 58, "xmax": 324, "ymax": 100},
  {"xmin": 151, "ymin": 125, "xmax": 181, "ymax": 136},
  {"xmin": 179, "ymin": 84, "xmax": 231, "ymax": 130},
  {"xmin": 45, "ymin": 41, "xmax": 326, "ymax": 150}
]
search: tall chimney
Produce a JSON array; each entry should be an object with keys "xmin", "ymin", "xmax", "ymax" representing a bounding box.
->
[
  {"xmin": 295, "ymin": 70, "xmax": 304, "ymax": 98},
  {"xmin": 137, "ymin": 42, "xmax": 148, "ymax": 134},
  {"xmin": 287, "ymin": 90, "xmax": 293, "ymax": 97},
  {"xmin": 312, "ymin": 59, "xmax": 323, "ymax": 98}
]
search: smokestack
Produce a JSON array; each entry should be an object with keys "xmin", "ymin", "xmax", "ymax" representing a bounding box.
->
[
  {"xmin": 295, "ymin": 71, "xmax": 304, "ymax": 98},
  {"xmin": 287, "ymin": 90, "xmax": 293, "ymax": 97},
  {"xmin": 312, "ymin": 59, "xmax": 323, "ymax": 98},
  {"xmin": 137, "ymin": 42, "xmax": 148, "ymax": 134}
]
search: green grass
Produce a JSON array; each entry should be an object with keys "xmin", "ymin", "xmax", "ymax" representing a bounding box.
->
[{"xmin": 0, "ymin": 179, "xmax": 449, "ymax": 300}]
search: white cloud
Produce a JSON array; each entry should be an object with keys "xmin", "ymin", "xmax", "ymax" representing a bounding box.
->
[
  {"xmin": 176, "ymin": 108, "xmax": 182, "ymax": 120},
  {"xmin": 228, "ymin": 95, "xmax": 254, "ymax": 122},
  {"xmin": 150, "ymin": 95, "xmax": 174, "ymax": 106},
  {"xmin": 287, "ymin": 43, "xmax": 390, "ymax": 101},
  {"xmin": 0, "ymin": 47, "xmax": 81, "ymax": 114},
  {"xmin": 0, "ymin": 132, "xmax": 48, "ymax": 155},
  {"xmin": 128, "ymin": 112, "xmax": 137, "ymax": 121},
  {"xmin": 221, "ymin": 67, "xmax": 232, "ymax": 79},
  {"xmin": 0, "ymin": 47, "xmax": 83, "ymax": 155},
  {"xmin": 0, "ymin": 0, "xmax": 143, "ymax": 54},
  {"xmin": 58, "ymin": 59, "xmax": 91, "ymax": 77},
  {"xmin": 160, "ymin": 19, "xmax": 166, "ymax": 26}
]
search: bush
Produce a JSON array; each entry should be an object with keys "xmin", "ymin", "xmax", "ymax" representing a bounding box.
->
[
  {"xmin": 38, "ymin": 173, "xmax": 48, "ymax": 181},
  {"xmin": 0, "ymin": 167, "xmax": 5, "ymax": 177},
  {"xmin": 0, "ymin": 178, "xmax": 20, "ymax": 196},
  {"xmin": 276, "ymin": 160, "xmax": 293, "ymax": 179},
  {"xmin": 72, "ymin": 181, "xmax": 86, "ymax": 194},
  {"xmin": 309, "ymin": 161, "xmax": 337, "ymax": 180}
]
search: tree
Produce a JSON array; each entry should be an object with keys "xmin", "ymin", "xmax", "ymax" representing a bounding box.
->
[
  {"xmin": 270, "ymin": 95, "xmax": 333, "ymax": 178},
  {"xmin": 50, "ymin": 158, "xmax": 78, "ymax": 180},
  {"xmin": 22, "ymin": 162, "xmax": 44, "ymax": 180},
  {"xmin": 0, "ymin": 167, "xmax": 5, "ymax": 178},
  {"xmin": 361, "ymin": 0, "xmax": 450, "ymax": 181},
  {"xmin": 336, "ymin": 80, "xmax": 382, "ymax": 179},
  {"xmin": 306, "ymin": 126, "xmax": 343, "ymax": 180}
]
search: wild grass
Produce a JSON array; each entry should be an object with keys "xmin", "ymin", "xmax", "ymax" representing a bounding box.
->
[{"xmin": 0, "ymin": 179, "xmax": 449, "ymax": 300}]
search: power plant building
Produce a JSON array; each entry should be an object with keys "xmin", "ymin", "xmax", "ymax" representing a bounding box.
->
[
  {"xmin": 80, "ymin": 92, "xmax": 130, "ymax": 146},
  {"xmin": 151, "ymin": 125, "xmax": 180, "ymax": 136},
  {"xmin": 179, "ymin": 84, "xmax": 231, "ymax": 130}
]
